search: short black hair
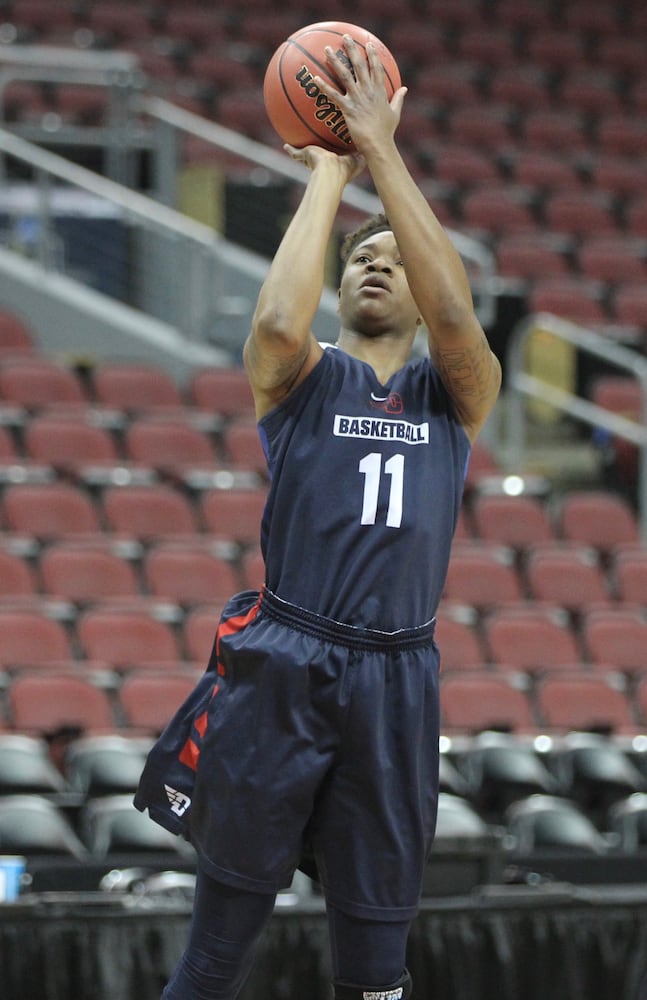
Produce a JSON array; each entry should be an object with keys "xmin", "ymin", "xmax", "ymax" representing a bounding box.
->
[{"xmin": 339, "ymin": 212, "xmax": 392, "ymax": 267}]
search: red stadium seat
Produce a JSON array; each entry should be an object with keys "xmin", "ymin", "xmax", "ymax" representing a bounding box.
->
[
  {"xmin": 2, "ymin": 483, "xmax": 102, "ymax": 541},
  {"xmin": 0, "ymin": 549, "xmax": 37, "ymax": 599},
  {"xmin": 0, "ymin": 311, "xmax": 36, "ymax": 357},
  {"xmin": 0, "ymin": 358, "xmax": 87, "ymax": 410},
  {"xmin": 77, "ymin": 608, "xmax": 182, "ymax": 670},
  {"xmin": 535, "ymin": 674, "xmax": 638, "ymax": 735},
  {"xmin": 188, "ymin": 367, "xmax": 256, "ymax": 421},
  {"xmin": 441, "ymin": 674, "xmax": 536, "ymax": 734},
  {"xmin": 183, "ymin": 606, "xmax": 219, "ymax": 664},
  {"xmin": 495, "ymin": 232, "xmax": 572, "ymax": 283},
  {"xmin": 612, "ymin": 549, "xmax": 647, "ymax": 606},
  {"xmin": 143, "ymin": 543, "xmax": 240, "ymax": 607},
  {"xmin": 524, "ymin": 545, "xmax": 611, "ymax": 614},
  {"xmin": 581, "ymin": 607, "xmax": 647, "ymax": 676},
  {"xmin": 102, "ymin": 484, "xmax": 199, "ymax": 542},
  {"xmin": 118, "ymin": 673, "xmax": 198, "ymax": 734},
  {"xmin": 471, "ymin": 493, "xmax": 557, "ymax": 551},
  {"xmin": 443, "ymin": 544, "xmax": 524, "ymax": 611},
  {"xmin": 461, "ymin": 185, "xmax": 538, "ymax": 236},
  {"xmin": 577, "ymin": 237, "xmax": 647, "ymax": 285},
  {"xmin": 221, "ymin": 418, "xmax": 267, "ymax": 477},
  {"xmin": 528, "ymin": 277, "xmax": 608, "ymax": 325},
  {"xmin": 24, "ymin": 413, "xmax": 136, "ymax": 484},
  {"xmin": 543, "ymin": 191, "xmax": 619, "ymax": 237},
  {"xmin": 555, "ymin": 491, "xmax": 640, "ymax": 555},
  {"xmin": 435, "ymin": 615, "xmax": 487, "ymax": 673},
  {"xmin": 0, "ymin": 609, "xmax": 72, "ymax": 668},
  {"xmin": 8, "ymin": 673, "xmax": 116, "ymax": 735},
  {"xmin": 201, "ymin": 486, "xmax": 268, "ymax": 548},
  {"xmin": 124, "ymin": 414, "xmax": 222, "ymax": 480},
  {"xmin": 522, "ymin": 110, "xmax": 590, "ymax": 152},
  {"xmin": 39, "ymin": 543, "xmax": 140, "ymax": 605},
  {"xmin": 91, "ymin": 362, "xmax": 184, "ymax": 414},
  {"xmin": 483, "ymin": 606, "xmax": 581, "ymax": 674}
]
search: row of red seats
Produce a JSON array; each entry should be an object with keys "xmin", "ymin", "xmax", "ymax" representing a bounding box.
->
[{"xmin": 2, "ymin": 661, "xmax": 647, "ymax": 738}]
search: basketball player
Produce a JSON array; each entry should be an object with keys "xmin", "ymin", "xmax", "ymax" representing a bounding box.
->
[{"xmin": 135, "ymin": 35, "xmax": 501, "ymax": 1000}]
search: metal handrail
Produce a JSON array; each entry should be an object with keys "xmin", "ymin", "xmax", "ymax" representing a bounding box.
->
[{"xmin": 506, "ymin": 312, "xmax": 647, "ymax": 540}]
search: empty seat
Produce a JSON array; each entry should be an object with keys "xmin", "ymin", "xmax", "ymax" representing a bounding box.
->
[
  {"xmin": 2, "ymin": 482, "xmax": 102, "ymax": 541},
  {"xmin": 613, "ymin": 548, "xmax": 647, "ymax": 605},
  {"xmin": 441, "ymin": 674, "xmax": 536, "ymax": 734},
  {"xmin": 461, "ymin": 185, "xmax": 538, "ymax": 235},
  {"xmin": 557, "ymin": 69, "xmax": 624, "ymax": 116},
  {"xmin": 8, "ymin": 673, "xmax": 116, "ymax": 735},
  {"xmin": 80, "ymin": 793, "xmax": 195, "ymax": 857},
  {"xmin": 525, "ymin": 30, "xmax": 588, "ymax": 71},
  {"xmin": 590, "ymin": 158, "xmax": 647, "ymax": 202},
  {"xmin": 508, "ymin": 151, "xmax": 582, "ymax": 193},
  {"xmin": 102, "ymin": 484, "xmax": 199, "ymax": 541},
  {"xmin": 201, "ymin": 486, "xmax": 268, "ymax": 547},
  {"xmin": 505, "ymin": 794, "xmax": 608, "ymax": 854},
  {"xmin": 550, "ymin": 732, "xmax": 646, "ymax": 825},
  {"xmin": 188, "ymin": 367, "xmax": 256, "ymax": 420},
  {"xmin": 456, "ymin": 731, "xmax": 559, "ymax": 821},
  {"xmin": 471, "ymin": 493, "xmax": 557, "ymax": 550},
  {"xmin": 0, "ymin": 733, "xmax": 68, "ymax": 794},
  {"xmin": 65, "ymin": 734, "xmax": 151, "ymax": 797},
  {"xmin": 0, "ymin": 794, "xmax": 88, "ymax": 858},
  {"xmin": 491, "ymin": 66, "xmax": 553, "ymax": 113},
  {"xmin": 447, "ymin": 105, "xmax": 515, "ymax": 150},
  {"xmin": 556, "ymin": 491, "xmax": 639, "ymax": 554},
  {"xmin": 443, "ymin": 545, "xmax": 524, "ymax": 611},
  {"xmin": 495, "ymin": 232, "xmax": 572, "ymax": 283},
  {"xmin": 544, "ymin": 191, "xmax": 619, "ymax": 236},
  {"xmin": 0, "ymin": 357, "xmax": 87, "ymax": 410},
  {"xmin": 143, "ymin": 543, "xmax": 239, "ymax": 607},
  {"xmin": 24, "ymin": 412, "xmax": 133, "ymax": 483},
  {"xmin": 525, "ymin": 545, "xmax": 610, "ymax": 613},
  {"xmin": 0, "ymin": 610, "xmax": 72, "ymax": 667},
  {"xmin": 91, "ymin": 362, "xmax": 184, "ymax": 413},
  {"xmin": 0, "ymin": 548, "xmax": 38, "ymax": 598},
  {"xmin": 39, "ymin": 543, "xmax": 140, "ymax": 605},
  {"xmin": 528, "ymin": 276, "xmax": 609, "ymax": 325},
  {"xmin": 609, "ymin": 793, "xmax": 647, "ymax": 852},
  {"xmin": 483, "ymin": 606, "xmax": 581, "ymax": 673},
  {"xmin": 77, "ymin": 608, "xmax": 182, "ymax": 670},
  {"xmin": 612, "ymin": 282, "xmax": 647, "ymax": 328},
  {"xmin": 596, "ymin": 115, "xmax": 647, "ymax": 158},
  {"xmin": 183, "ymin": 606, "xmax": 219, "ymax": 664},
  {"xmin": 221, "ymin": 418, "xmax": 267, "ymax": 477},
  {"xmin": 578, "ymin": 236, "xmax": 647, "ymax": 284},
  {"xmin": 522, "ymin": 109, "xmax": 590, "ymax": 152},
  {"xmin": 118, "ymin": 673, "xmax": 198, "ymax": 734},
  {"xmin": 124, "ymin": 415, "xmax": 221, "ymax": 480},
  {"xmin": 591, "ymin": 375, "xmax": 641, "ymax": 418},
  {"xmin": 434, "ymin": 615, "xmax": 487, "ymax": 672},
  {"xmin": 535, "ymin": 674, "xmax": 638, "ymax": 734},
  {"xmin": 415, "ymin": 64, "xmax": 483, "ymax": 107}
]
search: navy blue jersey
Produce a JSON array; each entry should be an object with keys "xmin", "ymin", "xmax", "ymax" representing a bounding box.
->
[{"xmin": 257, "ymin": 347, "xmax": 471, "ymax": 631}]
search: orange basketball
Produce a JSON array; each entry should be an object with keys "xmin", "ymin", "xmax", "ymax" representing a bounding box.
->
[{"xmin": 263, "ymin": 21, "xmax": 402, "ymax": 152}]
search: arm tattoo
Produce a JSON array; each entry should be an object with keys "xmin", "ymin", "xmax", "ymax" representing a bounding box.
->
[{"xmin": 435, "ymin": 338, "xmax": 493, "ymax": 402}]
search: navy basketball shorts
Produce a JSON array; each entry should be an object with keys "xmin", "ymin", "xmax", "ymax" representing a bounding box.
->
[{"xmin": 134, "ymin": 587, "xmax": 441, "ymax": 922}]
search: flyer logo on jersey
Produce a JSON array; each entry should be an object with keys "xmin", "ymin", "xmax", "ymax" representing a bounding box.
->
[
  {"xmin": 165, "ymin": 784, "xmax": 191, "ymax": 816},
  {"xmin": 370, "ymin": 391, "xmax": 403, "ymax": 414}
]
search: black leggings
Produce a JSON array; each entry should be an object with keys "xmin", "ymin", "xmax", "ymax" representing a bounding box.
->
[{"xmin": 162, "ymin": 868, "xmax": 412, "ymax": 999}]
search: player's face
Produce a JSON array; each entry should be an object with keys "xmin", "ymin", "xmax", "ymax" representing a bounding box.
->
[{"xmin": 338, "ymin": 231, "xmax": 421, "ymax": 335}]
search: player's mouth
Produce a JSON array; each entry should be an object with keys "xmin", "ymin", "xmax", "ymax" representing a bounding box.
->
[{"xmin": 360, "ymin": 276, "xmax": 390, "ymax": 292}]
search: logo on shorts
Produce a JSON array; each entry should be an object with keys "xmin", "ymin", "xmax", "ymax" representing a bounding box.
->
[
  {"xmin": 363, "ymin": 991, "xmax": 404, "ymax": 1000},
  {"xmin": 165, "ymin": 784, "xmax": 191, "ymax": 816}
]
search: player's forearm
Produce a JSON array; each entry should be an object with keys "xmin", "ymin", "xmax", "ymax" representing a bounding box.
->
[
  {"xmin": 252, "ymin": 160, "xmax": 347, "ymax": 346},
  {"xmin": 365, "ymin": 140, "xmax": 476, "ymax": 335}
]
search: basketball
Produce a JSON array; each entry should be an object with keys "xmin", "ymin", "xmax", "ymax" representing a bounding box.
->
[{"xmin": 263, "ymin": 21, "xmax": 402, "ymax": 152}]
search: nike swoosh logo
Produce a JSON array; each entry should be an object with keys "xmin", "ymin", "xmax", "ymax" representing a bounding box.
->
[{"xmin": 370, "ymin": 392, "xmax": 389, "ymax": 402}]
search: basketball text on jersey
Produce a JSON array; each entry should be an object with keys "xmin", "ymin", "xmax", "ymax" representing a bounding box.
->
[
  {"xmin": 363, "ymin": 989, "xmax": 404, "ymax": 1000},
  {"xmin": 333, "ymin": 414, "xmax": 429, "ymax": 444}
]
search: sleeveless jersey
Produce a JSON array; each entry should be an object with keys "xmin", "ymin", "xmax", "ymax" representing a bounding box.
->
[{"xmin": 257, "ymin": 347, "xmax": 471, "ymax": 631}]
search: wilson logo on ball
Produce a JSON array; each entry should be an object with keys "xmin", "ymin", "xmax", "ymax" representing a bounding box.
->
[
  {"xmin": 295, "ymin": 65, "xmax": 352, "ymax": 145},
  {"xmin": 263, "ymin": 20, "xmax": 401, "ymax": 153}
]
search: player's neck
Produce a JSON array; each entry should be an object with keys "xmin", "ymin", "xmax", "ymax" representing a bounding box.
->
[{"xmin": 336, "ymin": 328, "xmax": 413, "ymax": 385}]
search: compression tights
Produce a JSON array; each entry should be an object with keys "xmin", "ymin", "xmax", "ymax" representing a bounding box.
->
[{"xmin": 162, "ymin": 869, "xmax": 412, "ymax": 999}]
